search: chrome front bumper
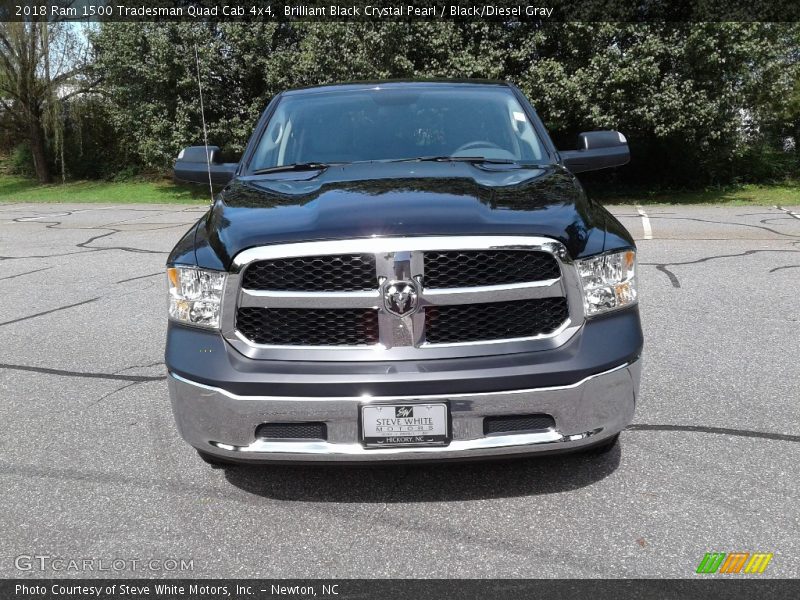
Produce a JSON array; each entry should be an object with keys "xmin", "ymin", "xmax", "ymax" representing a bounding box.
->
[{"xmin": 168, "ymin": 359, "xmax": 641, "ymax": 462}]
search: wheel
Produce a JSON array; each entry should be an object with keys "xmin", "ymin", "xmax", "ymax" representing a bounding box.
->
[
  {"xmin": 583, "ymin": 433, "xmax": 619, "ymax": 455},
  {"xmin": 196, "ymin": 449, "xmax": 237, "ymax": 467}
]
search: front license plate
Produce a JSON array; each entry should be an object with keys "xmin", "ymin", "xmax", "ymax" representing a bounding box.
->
[{"xmin": 361, "ymin": 403, "xmax": 449, "ymax": 448}]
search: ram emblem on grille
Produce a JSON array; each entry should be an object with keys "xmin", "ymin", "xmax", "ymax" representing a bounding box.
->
[{"xmin": 382, "ymin": 280, "xmax": 419, "ymax": 317}]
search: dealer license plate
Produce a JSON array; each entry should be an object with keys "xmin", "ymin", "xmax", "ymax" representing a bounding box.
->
[{"xmin": 361, "ymin": 403, "xmax": 449, "ymax": 447}]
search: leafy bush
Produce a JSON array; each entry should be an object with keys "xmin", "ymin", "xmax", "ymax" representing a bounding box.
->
[
  {"xmin": 729, "ymin": 142, "xmax": 800, "ymax": 184},
  {"xmin": 9, "ymin": 144, "xmax": 35, "ymax": 177},
  {"xmin": 62, "ymin": 97, "xmax": 127, "ymax": 180},
  {"xmin": 111, "ymin": 166, "xmax": 141, "ymax": 181}
]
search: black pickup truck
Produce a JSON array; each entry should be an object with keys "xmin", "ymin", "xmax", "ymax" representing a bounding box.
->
[{"xmin": 167, "ymin": 80, "xmax": 642, "ymax": 465}]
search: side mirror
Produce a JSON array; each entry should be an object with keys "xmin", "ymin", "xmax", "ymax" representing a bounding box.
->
[
  {"xmin": 560, "ymin": 131, "xmax": 630, "ymax": 174},
  {"xmin": 174, "ymin": 146, "xmax": 237, "ymax": 185}
]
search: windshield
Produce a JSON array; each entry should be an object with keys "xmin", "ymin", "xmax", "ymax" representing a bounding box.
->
[{"xmin": 250, "ymin": 86, "xmax": 546, "ymax": 171}]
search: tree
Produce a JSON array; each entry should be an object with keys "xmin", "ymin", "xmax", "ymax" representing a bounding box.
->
[
  {"xmin": 0, "ymin": 20, "xmax": 95, "ymax": 182},
  {"xmin": 514, "ymin": 22, "xmax": 800, "ymax": 185},
  {"xmin": 90, "ymin": 22, "xmax": 799, "ymax": 186},
  {"xmin": 90, "ymin": 21, "xmax": 523, "ymax": 171},
  {"xmin": 91, "ymin": 22, "xmax": 293, "ymax": 170}
]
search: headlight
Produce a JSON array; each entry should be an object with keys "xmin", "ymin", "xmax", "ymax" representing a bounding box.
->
[
  {"xmin": 167, "ymin": 267, "xmax": 226, "ymax": 329},
  {"xmin": 576, "ymin": 250, "xmax": 637, "ymax": 316}
]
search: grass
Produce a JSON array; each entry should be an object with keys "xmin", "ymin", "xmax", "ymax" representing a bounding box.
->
[
  {"xmin": 0, "ymin": 174, "xmax": 209, "ymax": 204},
  {"xmin": 596, "ymin": 182, "xmax": 800, "ymax": 206},
  {"xmin": 0, "ymin": 173, "xmax": 798, "ymax": 207}
]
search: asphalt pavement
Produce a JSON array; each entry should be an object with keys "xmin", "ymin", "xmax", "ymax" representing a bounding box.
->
[{"xmin": 0, "ymin": 201, "xmax": 798, "ymax": 578}]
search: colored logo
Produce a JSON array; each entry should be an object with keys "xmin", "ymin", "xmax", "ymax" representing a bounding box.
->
[{"xmin": 696, "ymin": 552, "xmax": 773, "ymax": 574}]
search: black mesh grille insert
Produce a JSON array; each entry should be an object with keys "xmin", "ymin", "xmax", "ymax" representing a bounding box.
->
[
  {"xmin": 255, "ymin": 422, "xmax": 327, "ymax": 440},
  {"xmin": 423, "ymin": 250, "xmax": 560, "ymax": 288},
  {"xmin": 242, "ymin": 254, "xmax": 376, "ymax": 291},
  {"xmin": 236, "ymin": 307, "xmax": 379, "ymax": 346},
  {"xmin": 483, "ymin": 414, "xmax": 556, "ymax": 435},
  {"xmin": 424, "ymin": 297, "xmax": 569, "ymax": 344}
]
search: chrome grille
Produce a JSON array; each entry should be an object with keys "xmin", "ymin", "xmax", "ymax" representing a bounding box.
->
[
  {"xmin": 242, "ymin": 254, "xmax": 376, "ymax": 291},
  {"xmin": 424, "ymin": 298, "xmax": 569, "ymax": 344},
  {"xmin": 423, "ymin": 250, "xmax": 560, "ymax": 288},
  {"xmin": 237, "ymin": 307, "xmax": 379, "ymax": 346},
  {"xmin": 222, "ymin": 236, "xmax": 584, "ymax": 361}
]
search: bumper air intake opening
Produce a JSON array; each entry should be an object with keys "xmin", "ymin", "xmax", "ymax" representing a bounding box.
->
[
  {"xmin": 255, "ymin": 422, "xmax": 328, "ymax": 441},
  {"xmin": 483, "ymin": 414, "xmax": 556, "ymax": 436}
]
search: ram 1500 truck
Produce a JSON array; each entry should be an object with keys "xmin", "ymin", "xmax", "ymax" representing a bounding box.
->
[{"xmin": 168, "ymin": 80, "xmax": 642, "ymax": 465}]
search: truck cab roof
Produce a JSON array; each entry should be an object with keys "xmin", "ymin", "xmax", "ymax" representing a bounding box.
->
[{"xmin": 281, "ymin": 79, "xmax": 513, "ymax": 97}]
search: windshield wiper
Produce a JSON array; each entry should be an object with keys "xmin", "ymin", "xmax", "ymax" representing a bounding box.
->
[
  {"xmin": 253, "ymin": 158, "xmax": 543, "ymax": 174},
  {"xmin": 252, "ymin": 162, "xmax": 342, "ymax": 175},
  {"xmin": 387, "ymin": 156, "xmax": 506, "ymax": 164},
  {"xmin": 385, "ymin": 156, "xmax": 542, "ymax": 166}
]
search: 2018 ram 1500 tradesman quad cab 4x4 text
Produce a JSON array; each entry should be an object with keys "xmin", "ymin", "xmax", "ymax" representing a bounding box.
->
[{"xmin": 168, "ymin": 80, "xmax": 642, "ymax": 465}]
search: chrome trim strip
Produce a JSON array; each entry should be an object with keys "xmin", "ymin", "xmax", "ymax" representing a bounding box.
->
[
  {"xmin": 221, "ymin": 235, "xmax": 585, "ymax": 361},
  {"xmin": 231, "ymin": 236, "xmax": 569, "ymax": 267},
  {"xmin": 230, "ymin": 329, "xmax": 381, "ymax": 350},
  {"xmin": 212, "ymin": 429, "xmax": 570, "ymax": 456},
  {"xmin": 422, "ymin": 278, "xmax": 562, "ymax": 305},
  {"xmin": 169, "ymin": 361, "xmax": 630, "ymax": 401},
  {"xmin": 239, "ymin": 289, "xmax": 381, "ymax": 309},
  {"xmin": 420, "ymin": 317, "xmax": 572, "ymax": 348},
  {"xmin": 375, "ymin": 247, "xmax": 424, "ymax": 348}
]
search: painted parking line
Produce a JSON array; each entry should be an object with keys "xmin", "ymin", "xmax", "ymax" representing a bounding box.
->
[
  {"xmin": 775, "ymin": 205, "xmax": 800, "ymax": 220},
  {"xmin": 635, "ymin": 204, "xmax": 653, "ymax": 239}
]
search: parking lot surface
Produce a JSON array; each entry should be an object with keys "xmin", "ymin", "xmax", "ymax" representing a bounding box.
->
[{"xmin": 1, "ymin": 202, "xmax": 798, "ymax": 578}]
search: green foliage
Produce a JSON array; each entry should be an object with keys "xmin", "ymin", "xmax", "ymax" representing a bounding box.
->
[
  {"xmin": 111, "ymin": 166, "xmax": 141, "ymax": 181},
  {"xmin": 90, "ymin": 22, "xmax": 291, "ymax": 170},
  {"xmin": 516, "ymin": 22, "xmax": 800, "ymax": 186},
  {"xmin": 729, "ymin": 142, "xmax": 800, "ymax": 184},
  {"xmin": 0, "ymin": 174, "xmax": 208, "ymax": 204},
  {"xmin": 62, "ymin": 96, "xmax": 127, "ymax": 179},
  {"xmin": 592, "ymin": 182, "xmax": 800, "ymax": 206},
  {"xmin": 81, "ymin": 22, "xmax": 800, "ymax": 187},
  {"xmin": 9, "ymin": 144, "xmax": 35, "ymax": 177},
  {"xmin": 0, "ymin": 22, "xmax": 95, "ymax": 183}
]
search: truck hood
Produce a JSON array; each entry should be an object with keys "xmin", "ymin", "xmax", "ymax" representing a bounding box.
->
[{"xmin": 191, "ymin": 162, "xmax": 621, "ymax": 270}]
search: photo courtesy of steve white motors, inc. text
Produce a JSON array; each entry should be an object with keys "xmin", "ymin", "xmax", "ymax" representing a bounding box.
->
[{"xmin": 14, "ymin": 583, "xmax": 339, "ymax": 597}]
